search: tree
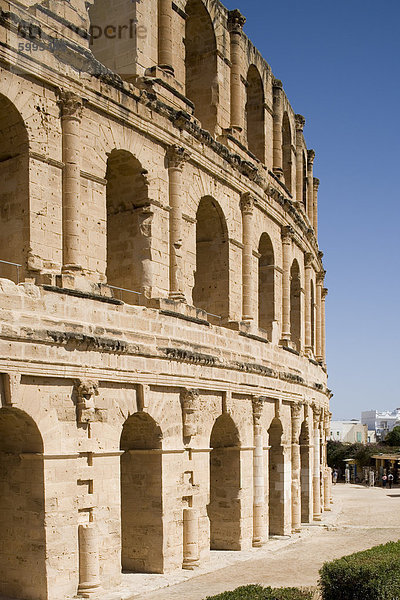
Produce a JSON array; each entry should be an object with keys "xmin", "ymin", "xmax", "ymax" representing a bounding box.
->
[{"xmin": 385, "ymin": 426, "xmax": 400, "ymax": 447}]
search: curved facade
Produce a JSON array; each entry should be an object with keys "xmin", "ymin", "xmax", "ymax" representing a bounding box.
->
[{"xmin": 0, "ymin": 1, "xmax": 331, "ymax": 598}]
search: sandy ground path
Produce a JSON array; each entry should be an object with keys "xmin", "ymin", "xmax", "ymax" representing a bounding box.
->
[{"xmin": 104, "ymin": 484, "xmax": 400, "ymax": 600}]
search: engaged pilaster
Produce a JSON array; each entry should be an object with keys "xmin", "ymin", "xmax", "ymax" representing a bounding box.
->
[
  {"xmin": 58, "ymin": 91, "xmax": 85, "ymax": 273},
  {"xmin": 312, "ymin": 405, "xmax": 322, "ymax": 520},
  {"xmin": 295, "ymin": 115, "xmax": 306, "ymax": 207},
  {"xmin": 273, "ymin": 79, "xmax": 284, "ymax": 179},
  {"xmin": 252, "ymin": 397, "xmax": 266, "ymax": 546},
  {"xmin": 291, "ymin": 402, "xmax": 303, "ymax": 532},
  {"xmin": 280, "ymin": 226, "xmax": 293, "ymax": 344},
  {"xmin": 228, "ymin": 9, "xmax": 246, "ymax": 134},
  {"xmin": 316, "ymin": 271, "xmax": 325, "ymax": 362},
  {"xmin": 307, "ymin": 150, "xmax": 315, "ymax": 226},
  {"xmin": 304, "ymin": 253, "xmax": 313, "ymax": 354},
  {"xmin": 78, "ymin": 523, "xmax": 101, "ymax": 598},
  {"xmin": 240, "ymin": 193, "xmax": 255, "ymax": 322},
  {"xmin": 313, "ymin": 177, "xmax": 320, "ymax": 239},
  {"xmin": 158, "ymin": 0, "xmax": 174, "ymax": 74},
  {"xmin": 322, "ymin": 288, "xmax": 328, "ymax": 367},
  {"xmin": 167, "ymin": 145, "xmax": 191, "ymax": 301}
]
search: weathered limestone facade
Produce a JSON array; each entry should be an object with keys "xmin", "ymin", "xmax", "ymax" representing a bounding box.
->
[{"xmin": 0, "ymin": 1, "xmax": 331, "ymax": 598}]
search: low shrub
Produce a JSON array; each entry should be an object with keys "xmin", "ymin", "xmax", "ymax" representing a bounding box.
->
[
  {"xmin": 319, "ymin": 539, "xmax": 400, "ymax": 599},
  {"xmin": 205, "ymin": 584, "xmax": 313, "ymax": 600}
]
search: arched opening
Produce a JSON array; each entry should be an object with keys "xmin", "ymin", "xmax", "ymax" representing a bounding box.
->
[
  {"xmin": 258, "ymin": 233, "xmax": 275, "ymax": 337},
  {"xmin": 290, "ymin": 259, "xmax": 301, "ymax": 351},
  {"xmin": 88, "ymin": 0, "xmax": 138, "ymax": 81},
  {"xmin": 120, "ymin": 413, "xmax": 163, "ymax": 573},
  {"xmin": 0, "ymin": 408, "xmax": 46, "ymax": 599},
  {"xmin": 0, "ymin": 95, "xmax": 29, "ymax": 283},
  {"xmin": 192, "ymin": 196, "xmax": 229, "ymax": 322},
  {"xmin": 268, "ymin": 418, "xmax": 284, "ymax": 535},
  {"xmin": 282, "ymin": 112, "xmax": 292, "ymax": 193},
  {"xmin": 246, "ymin": 65, "xmax": 265, "ymax": 162},
  {"xmin": 310, "ymin": 279, "xmax": 315, "ymax": 354},
  {"xmin": 106, "ymin": 150, "xmax": 149, "ymax": 304},
  {"xmin": 185, "ymin": 0, "xmax": 218, "ymax": 134},
  {"xmin": 302, "ymin": 152, "xmax": 307, "ymax": 210},
  {"xmin": 300, "ymin": 420, "xmax": 311, "ymax": 523},
  {"xmin": 208, "ymin": 414, "xmax": 241, "ymax": 550}
]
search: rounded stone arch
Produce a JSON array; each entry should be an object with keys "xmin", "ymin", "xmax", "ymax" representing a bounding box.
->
[
  {"xmin": 282, "ymin": 111, "xmax": 292, "ymax": 193},
  {"xmin": 268, "ymin": 417, "xmax": 285, "ymax": 535},
  {"xmin": 120, "ymin": 412, "xmax": 164, "ymax": 573},
  {"xmin": 246, "ymin": 64, "xmax": 265, "ymax": 162},
  {"xmin": 192, "ymin": 196, "xmax": 229, "ymax": 321},
  {"xmin": 105, "ymin": 149, "xmax": 150, "ymax": 304},
  {"xmin": 290, "ymin": 258, "xmax": 301, "ymax": 351},
  {"xmin": 0, "ymin": 407, "xmax": 46, "ymax": 599},
  {"xmin": 0, "ymin": 93, "xmax": 29, "ymax": 283},
  {"xmin": 185, "ymin": 0, "xmax": 218, "ymax": 134},
  {"xmin": 208, "ymin": 413, "xmax": 241, "ymax": 550},
  {"xmin": 258, "ymin": 232, "xmax": 275, "ymax": 337}
]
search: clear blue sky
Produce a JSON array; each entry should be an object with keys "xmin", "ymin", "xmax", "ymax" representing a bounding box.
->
[{"xmin": 224, "ymin": 0, "xmax": 400, "ymax": 419}]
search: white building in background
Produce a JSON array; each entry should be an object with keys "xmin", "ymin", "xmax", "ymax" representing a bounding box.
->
[
  {"xmin": 361, "ymin": 409, "xmax": 400, "ymax": 441},
  {"xmin": 330, "ymin": 420, "xmax": 368, "ymax": 443}
]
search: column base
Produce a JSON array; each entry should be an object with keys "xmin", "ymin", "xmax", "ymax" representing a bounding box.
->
[
  {"xmin": 77, "ymin": 582, "xmax": 102, "ymax": 598},
  {"xmin": 182, "ymin": 558, "xmax": 200, "ymax": 570},
  {"xmin": 313, "ymin": 515, "xmax": 322, "ymax": 521},
  {"xmin": 169, "ymin": 291, "xmax": 187, "ymax": 302},
  {"xmin": 252, "ymin": 537, "xmax": 264, "ymax": 548}
]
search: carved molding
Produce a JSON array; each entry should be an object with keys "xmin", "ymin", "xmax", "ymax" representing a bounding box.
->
[
  {"xmin": 305, "ymin": 252, "xmax": 313, "ymax": 268},
  {"xmin": 252, "ymin": 396, "xmax": 264, "ymax": 425}
]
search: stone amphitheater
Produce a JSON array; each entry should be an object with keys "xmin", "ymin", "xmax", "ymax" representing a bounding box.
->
[{"xmin": 0, "ymin": 1, "xmax": 331, "ymax": 598}]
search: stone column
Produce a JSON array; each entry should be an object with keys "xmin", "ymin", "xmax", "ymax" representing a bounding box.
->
[
  {"xmin": 78, "ymin": 523, "xmax": 101, "ymax": 598},
  {"xmin": 323, "ymin": 412, "xmax": 331, "ymax": 511},
  {"xmin": 167, "ymin": 145, "xmax": 191, "ymax": 301},
  {"xmin": 182, "ymin": 508, "xmax": 200, "ymax": 569},
  {"xmin": 272, "ymin": 79, "xmax": 284, "ymax": 179},
  {"xmin": 280, "ymin": 226, "xmax": 293, "ymax": 344},
  {"xmin": 291, "ymin": 402, "xmax": 303, "ymax": 533},
  {"xmin": 228, "ymin": 9, "xmax": 246, "ymax": 134},
  {"xmin": 158, "ymin": 0, "xmax": 174, "ymax": 75},
  {"xmin": 240, "ymin": 193, "xmax": 255, "ymax": 322},
  {"xmin": 322, "ymin": 287, "xmax": 328, "ymax": 367},
  {"xmin": 58, "ymin": 91, "xmax": 84, "ymax": 273},
  {"xmin": 312, "ymin": 405, "xmax": 322, "ymax": 520},
  {"xmin": 316, "ymin": 271, "xmax": 325, "ymax": 362},
  {"xmin": 252, "ymin": 397, "xmax": 265, "ymax": 547},
  {"xmin": 304, "ymin": 253, "xmax": 313, "ymax": 354},
  {"xmin": 313, "ymin": 177, "xmax": 320, "ymax": 239},
  {"xmin": 295, "ymin": 115, "xmax": 306, "ymax": 206},
  {"xmin": 307, "ymin": 150, "xmax": 315, "ymax": 226}
]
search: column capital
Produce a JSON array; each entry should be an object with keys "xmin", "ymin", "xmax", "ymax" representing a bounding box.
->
[
  {"xmin": 316, "ymin": 270, "xmax": 326, "ymax": 284},
  {"xmin": 322, "ymin": 287, "xmax": 328, "ymax": 300},
  {"xmin": 313, "ymin": 177, "xmax": 320, "ymax": 190},
  {"xmin": 167, "ymin": 145, "xmax": 191, "ymax": 170},
  {"xmin": 304, "ymin": 252, "xmax": 313, "ymax": 268},
  {"xmin": 281, "ymin": 225, "xmax": 294, "ymax": 244},
  {"xmin": 57, "ymin": 90, "xmax": 85, "ymax": 121},
  {"xmin": 295, "ymin": 114, "xmax": 306, "ymax": 132},
  {"xmin": 324, "ymin": 411, "xmax": 332, "ymax": 436},
  {"xmin": 180, "ymin": 388, "xmax": 200, "ymax": 438},
  {"xmin": 272, "ymin": 77, "xmax": 283, "ymax": 90},
  {"xmin": 307, "ymin": 149, "xmax": 315, "ymax": 166},
  {"xmin": 228, "ymin": 9, "xmax": 246, "ymax": 34},
  {"xmin": 311, "ymin": 403, "xmax": 322, "ymax": 426},
  {"xmin": 252, "ymin": 396, "xmax": 264, "ymax": 424},
  {"xmin": 240, "ymin": 192, "xmax": 255, "ymax": 215}
]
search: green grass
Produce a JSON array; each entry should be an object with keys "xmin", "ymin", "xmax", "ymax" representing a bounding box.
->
[{"xmin": 205, "ymin": 584, "xmax": 313, "ymax": 600}]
